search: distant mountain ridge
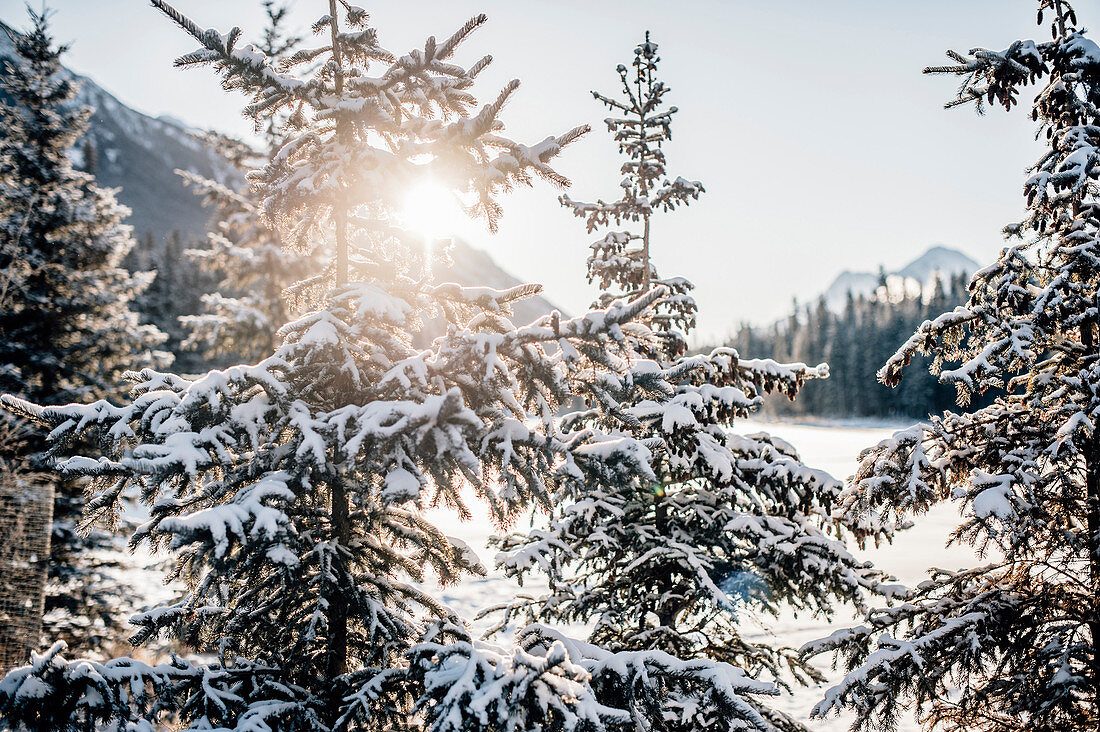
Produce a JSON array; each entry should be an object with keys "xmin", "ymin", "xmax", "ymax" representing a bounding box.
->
[
  {"xmin": 822, "ymin": 245, "xmax": 979, "ymax": 310},
  {"xmin": 0, "ymin": 19, "xmax": 242, "ymax": 242},
  {"xmin": 897, "ymin": 246, "xmax": 979, "ymax": 281}
]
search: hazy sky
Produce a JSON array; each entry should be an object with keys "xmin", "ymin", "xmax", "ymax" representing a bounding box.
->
[{"xmin": 0, "ymin": 0, "xmax": 1057, "ymax": 341}]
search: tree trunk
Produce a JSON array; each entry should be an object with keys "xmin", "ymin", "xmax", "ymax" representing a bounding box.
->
[
  {"xmin": 328, "ymin": 475, "xmax": 350, "ymax": 678},
  {"xmin": 653, "ymin": 481, "xmax": 666, "ymax": 534},
  {"xmin": 652, "ymin": 480, "xmax": 674, "ymax": 628},
  {"xmin": 1086, "ymin": 450, "xmax": 1100, "ymax": 724},
  {"xmin": 326, "ymin": 0, "xmax": 351, "ymax": 681},
  {"xmin": 326, "ymin": 221, "xmax": 351, "ymax": 680},
  {"xmin": 1081, "ymin": 319, "xmax": 1100, "ymax": 723}
]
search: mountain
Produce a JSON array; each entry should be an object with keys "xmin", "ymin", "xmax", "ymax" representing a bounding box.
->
[
  {"xmin": 0, "ymin": 20, "xmax": 242, "ymax": 243},
  {"xmin": 822, "ymin": 271, "xmax": 881, "ymax": 310},
  {"xmin": 896, "ymin": 246, "xmax": 980, "ymax": 282},
  {"xmin": 821, "ymin": 245, "xmax": 979, "ymax": 310},
  {"xmin": 437, "ymin": 238, "xmax": 563, "ymax": 327}
]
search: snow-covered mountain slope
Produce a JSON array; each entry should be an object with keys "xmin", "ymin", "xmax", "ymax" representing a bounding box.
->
[
  {"xmin": 0, "ymin": 20, "xmax": 242, "ymax": 243},
  {"xmin": 438, "ymin": 238, "xmax": 563, "ymax": 326},
  {"xmin": 822, "ymin": 245, "xmax": 979, "ymax": 310},
  {"xmin": 822, "ymin": 270, "xmax": 881, "ymax": 309},
  {"xmin": 896, "ymin": 245, "xmax": 980, "ymax": 282}
]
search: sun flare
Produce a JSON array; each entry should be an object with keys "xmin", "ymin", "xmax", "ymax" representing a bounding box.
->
[{"xmin": 400, "ymin": 180, "xmax": 468, "ymax": 242}]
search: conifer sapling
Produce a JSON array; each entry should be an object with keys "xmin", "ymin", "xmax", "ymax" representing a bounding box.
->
[{"xmin": 492, "ymin": 33, "xmax": 902, "ymax": 732}]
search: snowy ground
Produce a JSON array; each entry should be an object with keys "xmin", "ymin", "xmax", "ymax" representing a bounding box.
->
[
  {"xmin": 122, "ymin": 417, "xmax": 978, "ymax": 730},
  {"xmin": 735, "ymin": 419, "xmax": 978, "ymax": 730}
]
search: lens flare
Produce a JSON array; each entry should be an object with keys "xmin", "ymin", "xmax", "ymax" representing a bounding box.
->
[{"xmin": 400, "ymin": 180, "xmax": 466, "ymax": 242}]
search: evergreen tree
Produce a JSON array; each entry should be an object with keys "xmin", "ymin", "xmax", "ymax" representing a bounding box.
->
[
  {"xmin": 560, "ymin": 31, "xmax": 703, "ymax": 360},
  {"xmin": 491, "ymin": 34, "xmax": 900, "ymax": 732},
  {"xmin": 0, "ymin": 4, "xmax": 784, "ymax": 730},
  {"xmin": 835, "ymin": 291, "xmax": 859, "ymax": 414},
  {"xmin": 806, "ymin": 2, "xmax": 1100, "ymax": 729},
  {"xmin": 180, "ymin": 1, "xmax": 316, "ymax": 364},
  {"xmin": 80, "ymin": 136, "xmax": 97, "ymax": 176},
  {"xmin": 0, "ymin": 6, "xmax": 168, "ymax": 658},
  {"xmin": 0, "ymin": 8, "xmax": 168, "ymax": 403},
  {"xmin": 126, "ymin": 228, "xmax": 216, "ymax": 369}
]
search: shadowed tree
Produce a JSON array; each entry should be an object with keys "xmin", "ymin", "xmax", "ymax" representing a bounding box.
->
[{"xmin": 0, "ymin": 6, "xmax": 168, "ymax": 659}]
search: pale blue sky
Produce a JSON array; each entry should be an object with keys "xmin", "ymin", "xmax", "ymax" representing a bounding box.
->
[{"xmin": 0, "ymin": 0, "xmax": 1053, "ymax": 340}]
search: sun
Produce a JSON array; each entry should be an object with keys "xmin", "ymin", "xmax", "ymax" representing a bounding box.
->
[{"xmin": 400, "ymin": 179, "xmax": 468, "ymax": 242}]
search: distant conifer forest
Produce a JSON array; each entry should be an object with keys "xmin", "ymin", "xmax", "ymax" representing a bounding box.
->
[{"xmin": 725, "ymin": 272, "xmax": 977, "ymax": 419}]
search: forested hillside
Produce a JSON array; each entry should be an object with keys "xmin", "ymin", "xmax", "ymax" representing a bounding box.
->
[{"xmin": 728, "ymin": 271, "xmax": 974, "ymax": 418}]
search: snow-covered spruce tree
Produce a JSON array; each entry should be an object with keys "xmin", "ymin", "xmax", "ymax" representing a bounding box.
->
[
  {"xmin": 0, "ymin": 3, "xmax": 787, "ymax": 730},
  {"xmin": 178, "ymin": 131, "xmax": 317, "ymax": 364},
  {"xmin": 490, "ymin": 34, "xmax": 901, "ymax": 732},
  {"xmin": 804, "ymin": 2, "xmax": 1100, "ymax": 730},
  {"xmin": 179, "ymin": 1, "xmax": 317, "ymax": 364},
  {"xmin": 0, "ymin": 7, "xmax": 169, "ymax": 406},
  {"xmin": 560, "ymin": 32, "xmax": 703, "ymax": 360},
  {"xmin": 0, "ymin": 7, "xmax": 168, "ymax": 658}
]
